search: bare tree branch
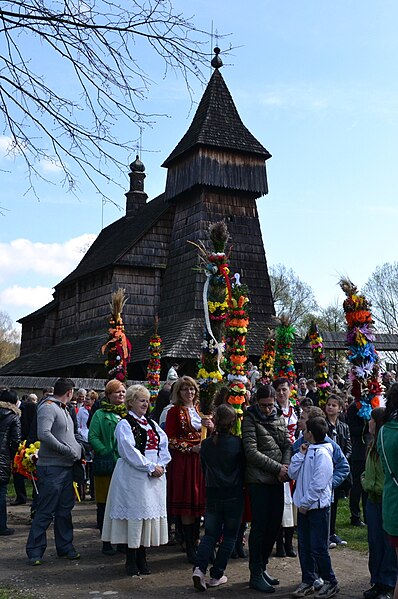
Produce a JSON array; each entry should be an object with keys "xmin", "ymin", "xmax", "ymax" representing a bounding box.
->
[{"xmin": 0, "ymin": 0, "xmax": 223, "ymax": 202}]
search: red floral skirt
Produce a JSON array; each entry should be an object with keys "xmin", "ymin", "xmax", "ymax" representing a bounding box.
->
[{"xmin": 167, "ymin": 449, "xmax": 206, "ymax": 517}]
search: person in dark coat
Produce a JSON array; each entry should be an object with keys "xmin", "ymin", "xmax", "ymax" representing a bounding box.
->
[
  {"xmin": 0, "ymin": 389, "xmax": 21, "ymax": 535},
  {"xmin": 12, "ymin": 399, "xmax": 38, "ymax": 506},
  {"xmin": 242, "ymin": 384, "xmax": 292, "ymax": 593},
  {"xmin": 346, "ymin": 399, "xmax": 372, "ymax": 526}
]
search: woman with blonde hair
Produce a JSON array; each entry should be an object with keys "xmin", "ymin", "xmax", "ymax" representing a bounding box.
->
[
  {"xmin": 165, "ymin": 375, "xmax": 214, "ymax": 563},
  {"xmin": 88, "ymin": 379, "xmax": 126, "ymax": 555},
  {"xmin": 102, "ymin": 384, "xmax": 171, "ymax": 576}
]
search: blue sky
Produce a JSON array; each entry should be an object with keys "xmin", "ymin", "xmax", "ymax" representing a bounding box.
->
[{"xmin": 1, "ymin": 0, "xmax": 398, "ymax": 329}]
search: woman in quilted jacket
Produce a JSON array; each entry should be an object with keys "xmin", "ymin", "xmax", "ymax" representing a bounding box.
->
[{"xmin": 242, "ymin": 384, "xmax": 292, "ymax": 593}]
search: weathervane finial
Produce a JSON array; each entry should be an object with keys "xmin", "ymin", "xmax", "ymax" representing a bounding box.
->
[{"xmin": 211, "ymin": 47, "xmax": 223, "ymax": 69}]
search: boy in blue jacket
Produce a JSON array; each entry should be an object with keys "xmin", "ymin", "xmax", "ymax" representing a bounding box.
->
[{"xmin": 288, "ymin": 416, "xmax": 339, "ymax": 599}]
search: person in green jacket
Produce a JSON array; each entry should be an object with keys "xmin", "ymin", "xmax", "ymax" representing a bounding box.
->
[
  {"xmin": 378, "ymin": 384, "xmax": 398, "ymax": 599},
  {"xmin": 362, "ymin": 407, "xmax": 397, "ymax": 599},
  {"xmin": 88, "ymin": 379, "xmax": 126, "ymax": 556}
]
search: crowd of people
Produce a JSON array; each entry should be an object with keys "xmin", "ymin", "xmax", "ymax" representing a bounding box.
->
[{"xmin": 0, "ymin": 369, "xmax": 397, "ymax": 599}]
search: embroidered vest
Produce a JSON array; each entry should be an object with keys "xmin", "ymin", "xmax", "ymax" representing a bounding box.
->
[{"xmin": 124, "ymin": 414, "xmax": 160, "ymax": 456}]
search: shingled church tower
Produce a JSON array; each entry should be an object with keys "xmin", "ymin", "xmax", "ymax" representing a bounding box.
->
[{"xmin": 158, "ymin": 48, "xmax": 274, "ymax": 350}]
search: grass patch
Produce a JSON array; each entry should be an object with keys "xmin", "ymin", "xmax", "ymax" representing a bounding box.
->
[
  {"xmin": 335, "ymin": 497, "xmax": 368, "ymax": 552},
  {"xmin": 7, "ymin": 481, "xmax": 34, "ymax": 500},
  {"xmin": 0, "ymin": 587, "xmax": 36, "ymax": 599}
]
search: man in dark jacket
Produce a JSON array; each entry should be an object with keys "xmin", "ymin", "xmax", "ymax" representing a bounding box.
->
[{"xmin": 0, "ymin": 389, "xmax": 21, "ymax": 535}]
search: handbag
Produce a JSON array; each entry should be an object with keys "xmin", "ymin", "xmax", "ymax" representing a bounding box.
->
[{"xmin": 92, "ymin": 452, "xmax": 116, "ymax": 476}]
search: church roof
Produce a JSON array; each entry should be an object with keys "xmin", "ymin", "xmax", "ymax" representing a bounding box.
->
[
  {"xmin": 57, "ymin": 193, "xmax": 169, "ymax": 288},
  {"xmin": 18, "ymin": 300, "xmax": 57, "ymax": 323},
  {"xmin": 162, "ymin": 69, "xmax": 271, "ymax": 167},
  {"xmin": 0, "ymin": 334, "xmax": 107, "ymax": 375}
]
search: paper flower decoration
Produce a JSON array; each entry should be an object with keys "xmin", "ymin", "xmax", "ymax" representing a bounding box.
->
[{"xmin": 340, "ymin": 278, "xmax": 381, "ymax": 420}]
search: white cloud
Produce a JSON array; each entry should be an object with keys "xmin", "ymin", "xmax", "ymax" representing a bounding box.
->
[
  {"xmin": 0, "ymin": 285, "xmax": 54, "ymax": 310},
  {"xmin": 0, "ymin": 234, "xmax": 97, "ymax": 283},
  {"xmin": 40, "ymin": 158, "xmax": 64, "ymax": 173},
  {"xmin": 0, "ymin": 135, "xmax": 20, "ymax": 158},
  {"xmin": 0, "ymin": 136, "xmax": 11, "ymax": 154}
]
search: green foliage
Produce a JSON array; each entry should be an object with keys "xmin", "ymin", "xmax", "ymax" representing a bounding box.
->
[{"xmin": 335, "ymin": 499, "xmax": 368, "ymax": 553}]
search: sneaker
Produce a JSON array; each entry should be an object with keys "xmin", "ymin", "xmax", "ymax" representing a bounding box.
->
[
  {"xmin": 207, "ymin": 575, "xmax": 227, "ymax": 587},
  {"xmin": 315, "ymin": 582, "xmax": 339, "ymax": 598},
  {"xmin": 29, "ymin": 557, "xmax": 42, "ymax": 566},
  {"xmin": 292, "ymin": 582, "xmax": 315, "ymax": 597},
  {"xmin": 314, "ymin": 579, "xmax": 324, "ymax": 591},
  {"xmin": 329, "ymin": 534, "xmax": 347, "ymax": 546},
  {"xmin": 350, "ymin": 519, "xmax": 366, "ymax": 527},
  {"xmin": 57, "ymin": 549, "xmax": 81, "ymax": 560},
  {"xmin": 329, "ymin": 542, "xmax": 337, "ymax": 549},
  {"xmin": 192, "ymin": 567, "xmax": 207, "ymax": 592}
]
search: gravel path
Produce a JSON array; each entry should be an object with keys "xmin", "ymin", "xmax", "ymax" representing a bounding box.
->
[{"xmin": 3, "ymin": 501, "xmax": 370, "ymax": 599}]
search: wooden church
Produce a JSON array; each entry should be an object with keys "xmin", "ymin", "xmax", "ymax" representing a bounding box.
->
[{"xmin": 1, "ymin": 50, "xmax": 276, "ymax": 380}]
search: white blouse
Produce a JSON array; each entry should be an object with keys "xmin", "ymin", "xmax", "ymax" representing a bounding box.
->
[
  {"xmin": 115, "ymin": 412, "xmax": 171, "ymax": 473},
  {"xmin": 188, "ymin": 406, "xmax": 202, "ymax": 431}
]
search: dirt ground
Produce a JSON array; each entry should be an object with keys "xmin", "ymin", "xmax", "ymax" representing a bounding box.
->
[{"xmin": 3, "ymin": 500, "xmax": 370, "ymax": 599}]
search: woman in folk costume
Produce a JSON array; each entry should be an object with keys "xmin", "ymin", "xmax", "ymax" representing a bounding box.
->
[
  {"xmin": 102, "ymin": 384, "xmax": 170, "ymax": 576},
  {"xmin": 165, "ymin": 375, "xmax": 214, "ymax": 563}
]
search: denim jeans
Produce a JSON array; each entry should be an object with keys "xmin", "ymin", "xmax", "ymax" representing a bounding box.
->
[
  {"xmin": 366, "ymin": 499, "xmax": 398, "ymax": 588},
  {"xmin": 297, "ymin": 507, "xmax": 337, "ymax": 585},
  {"xmin": 0, "ymin": 481, "xmax": 8, "ymax": 532},
  {"xmin": 248, "ymin": 483, "xmax": 284, "ymax": 576},
  {"xmin": 195, "ymin": 489, "xmax": 243, "ymax": 580},
  {"xmin": 26, "ymin": 465, "xmax": 75, "ymax": 559}
]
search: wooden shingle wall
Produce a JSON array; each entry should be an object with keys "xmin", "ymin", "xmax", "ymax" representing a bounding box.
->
[
  {"xmin": 159, "ymin": 186, "xmax": 275, "ymax": 325},
  {"xmin": 54, "ymin": 271, "xmax": 113, "ymax": 343},
  {"xmin": 203, "ymin": 189, "xmax": 274, "ymax": 320},
  {"xmin": 20, "ymin": 305, "xmax": 58, "ymax": 355},
  {"xmin": 165, "ymin": 148, "xmax": 268, "ymax": 200}
]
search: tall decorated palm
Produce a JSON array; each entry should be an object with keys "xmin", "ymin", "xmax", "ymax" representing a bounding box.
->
[
  {"xmin": 259, "ymin": 328, "xmax": 276, "ymax": 382},
  {"xmin": 225, "ymin": 275, "xmax": 250, "ymax": 435},
  {"xmin": 192, "ymin": 221, "xmax": 230, "ymax": 422},
  {"xmin": 340, "ymin": 278, "xmax": 382, "ymax": 419},
  {"xmin": 274, "ymin": 314, "xmax": 298, "ymax": 401},
  {"xmin": 146, "ymin": 316, "xmax": 162, "ymax": 409},
  {"xmin": 101, "ymin": 288, "xmax": 132, "ymax": 382},
  {"xmin": 308, "ymin": 321, "xmax": 330, "ymax": 408}
]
